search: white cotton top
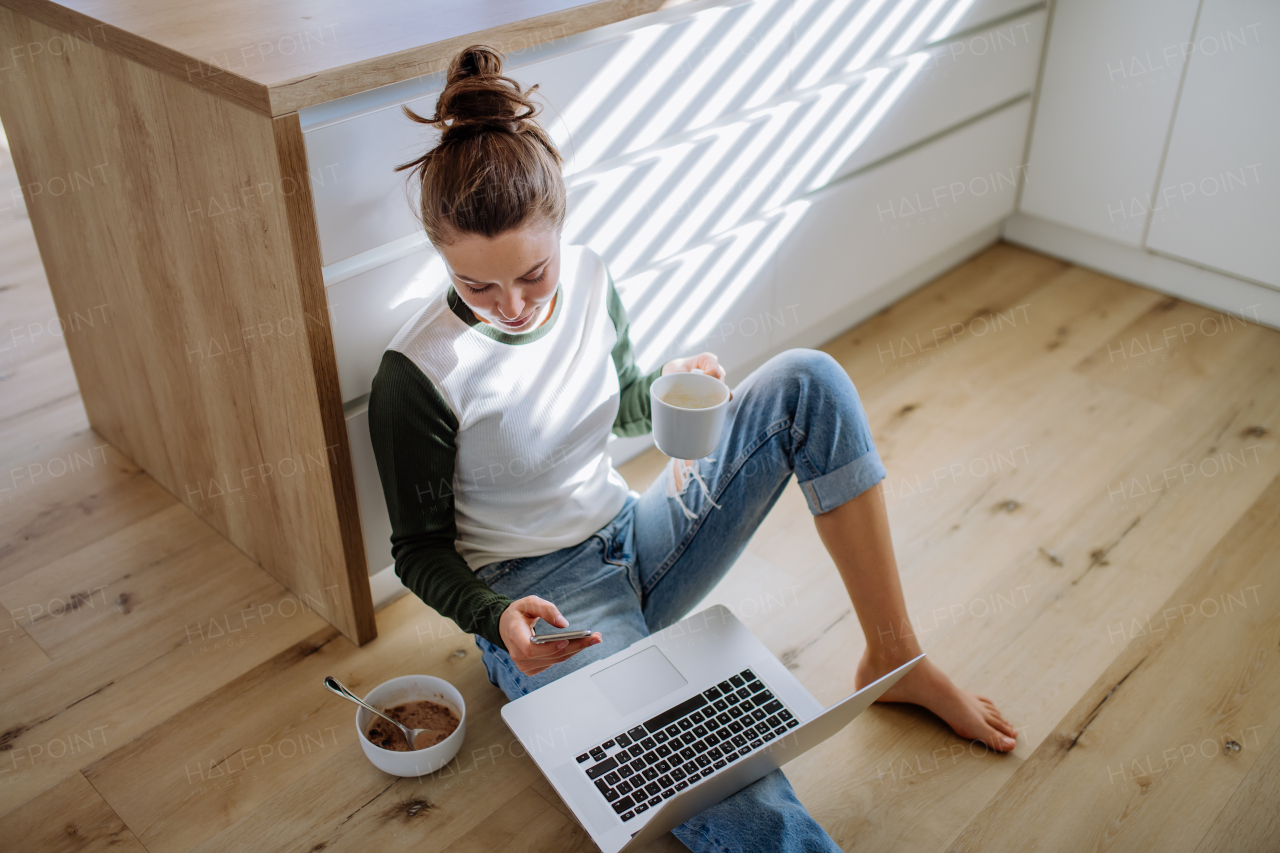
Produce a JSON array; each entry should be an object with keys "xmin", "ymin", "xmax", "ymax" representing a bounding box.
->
[{"xmin": 386, "ymin": 242, "xmax": 636, "ymax": 570}]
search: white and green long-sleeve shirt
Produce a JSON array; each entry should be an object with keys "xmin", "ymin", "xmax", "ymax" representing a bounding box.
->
[{"xmin": 368, "ymin": 243, "xmax": 661, "ymax": 651}]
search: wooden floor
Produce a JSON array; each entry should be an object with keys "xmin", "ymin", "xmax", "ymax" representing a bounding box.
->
[{"xmin": 2, "ymin": 121, "xmax": 1278, "ymax": 853}]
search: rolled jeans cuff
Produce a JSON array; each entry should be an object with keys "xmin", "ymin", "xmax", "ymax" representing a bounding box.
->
[{"xmin": 798, "ymin": 447, "xmax": 887, "ymax": 515}]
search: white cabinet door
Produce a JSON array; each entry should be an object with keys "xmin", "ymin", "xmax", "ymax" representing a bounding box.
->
[
  {"xmin": 1019, "ymin": 0, "xmax": 1200, "ymax": 245},
  {"xmin": 775, "ymin": 99, "xmax": 1032, "ymax": 338},
  {"xmin": 1146, "ymin": 0, "xmax": 1278, "ymax": 288}
]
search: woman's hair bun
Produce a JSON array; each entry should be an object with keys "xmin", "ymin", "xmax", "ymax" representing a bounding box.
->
[
  {"xmin": 407, "ymin": 45, "xmax": 545, "ymax": 145},
  {"xmin": 395, "ymin": 44, "xmax": 565, "ymax": 246}
]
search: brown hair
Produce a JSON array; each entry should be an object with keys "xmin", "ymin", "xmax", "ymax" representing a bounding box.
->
[{"xmin": 395, "ymin": 45, "xmax": 566, "ymax": 247}]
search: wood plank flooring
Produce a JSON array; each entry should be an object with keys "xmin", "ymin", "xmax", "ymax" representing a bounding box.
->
[{"xmin": 2, "ymin": 125, "xmax": 1277, "ymax": 852}]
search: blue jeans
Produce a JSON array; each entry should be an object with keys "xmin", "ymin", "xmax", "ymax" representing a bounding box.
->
[{"xmin": 475, "ymin": 349, "xmax": 886, "ymax": 853}]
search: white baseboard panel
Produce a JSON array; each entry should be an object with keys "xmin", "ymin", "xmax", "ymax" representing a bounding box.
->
[
  {"xmin": 369, "ymin": 562, "xmax": 408, "ymax": 610},
  {"xmin": 1002, "ymin": 213, "xmax": 1280, "ymax": 331}
]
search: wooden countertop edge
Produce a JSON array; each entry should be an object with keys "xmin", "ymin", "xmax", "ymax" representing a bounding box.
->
[
  {"xmin": 3, "ymin": 0, "xmax": 689, "ymax": 117},
  {"xmin": 0, "ymin": 0, "xmax": 271, "ymax": 116},
  {"xmin": 263, "ymin": 0, "xmax": 684, "ymax": 116}
]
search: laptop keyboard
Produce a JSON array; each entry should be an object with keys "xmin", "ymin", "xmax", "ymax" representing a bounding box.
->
[{"xmin": 575, "ymin": 667, "xmax": 799, "ymax": 823}]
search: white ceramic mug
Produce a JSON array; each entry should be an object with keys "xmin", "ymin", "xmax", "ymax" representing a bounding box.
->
[{"xmin": 650, "ymin": 370, "xmax": 731, "ymax": 460}]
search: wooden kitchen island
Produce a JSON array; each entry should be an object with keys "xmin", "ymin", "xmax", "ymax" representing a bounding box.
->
[{"xmin": 0, "ymin": 0, "xmax": 682, "ymax": 644}]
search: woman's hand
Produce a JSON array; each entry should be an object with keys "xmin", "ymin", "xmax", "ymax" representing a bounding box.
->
[
  {"xmin": 499, "ymin": 596, "xmax": 602, "ymax": 677},
  {"xmin": 662, "ymin": 352, "xmax": 726, "ymax": 382}
]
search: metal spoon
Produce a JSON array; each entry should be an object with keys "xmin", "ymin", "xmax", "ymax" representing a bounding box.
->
[{"xmin": 323, "ymin": 676, "xmax": 441, "ymax": 750}]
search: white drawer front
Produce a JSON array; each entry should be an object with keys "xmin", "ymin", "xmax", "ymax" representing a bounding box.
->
[
  {"xmin": 830, "ymin": 10, "xmax": 1045, "ymax": 179},
  {"xmin": 327, "ymin": 242, "xmax": 446, "ymax": 403},
  {"xmin": 561, "ymin": 10, "xmax": 1044, "ymax": 285},
  {"xmin": 307, "ymin": 103, "xmax": 439, "ymax": 267},
  {"xmin": 304, "ymin": 0, "xmax": 1043, "ymax": 266},
  {"xmin": 525, "ymin": 0, "xmax": 1041, "ymax": 176},
  {"xmin": 768, "ymin": 99, "xmax": 1031, "ymax": 343},
  {"xmin": 614, "ymin": 99, "xmax": 1032, "ymax": 377},
  {"xmin": 937, "ymin": 0, "xmax": 1040, "ymax": 39}
]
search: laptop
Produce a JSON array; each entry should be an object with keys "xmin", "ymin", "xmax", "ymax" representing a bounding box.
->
[{"xmin": 500, "ymin": 603, "xmax": 924, "ymax": 852}]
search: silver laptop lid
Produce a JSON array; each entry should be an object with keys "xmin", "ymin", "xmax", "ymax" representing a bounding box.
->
[
  {"xmin": 501, "ymin": 604, "xmax": 923, "ymax": 853},
  {"xmin": 618, "ymin": 653, "xmax": 925, "ymax": 851}
]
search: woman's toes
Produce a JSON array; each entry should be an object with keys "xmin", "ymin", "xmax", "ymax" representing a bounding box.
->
[
  {"xmin": 988, "ymin": 712, "xmax": 1012, "ymax": 730},
  {"xmin": 976, "ymin": 722, "xmax": 1016, "ymax": 751},
  {"xmin": 989, "ymin": 730, "xmax": 1016, "ymax": 751},
  {"xmin": 988, "ymin": 715, "xmax": 1018, "ymax": 738},
  {"xmin": 977, "ymin": 698, "xmax": 1012, "ymax": 726}
]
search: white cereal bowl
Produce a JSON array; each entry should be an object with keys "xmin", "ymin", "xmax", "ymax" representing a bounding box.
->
[{"xmin": 355, "ymin": 675, "xmax": 466, "ymax": 777}]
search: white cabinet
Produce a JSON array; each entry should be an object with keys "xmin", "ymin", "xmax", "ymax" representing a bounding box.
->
[
  {"xmin": 340, "ymin": 101, "xmax": 1034, "ymax": 574},
  {"xmin": 560, "ymin": 9, "xmax": 1045, "ymax": 287},
  {"xmin": 303, "ymin": 0, "xmax": 1047, "ymax": 268},
  {"xmin": 305, "ymin": 0, "xmax": 1050, "ymax": 573},
  {"xmin": 1011, "ymin": 0, "xmax": 1280, "ymax": 323},
  {"xmin": 308, "ymin": 0, "xmax": 1049, "ymax": 402},
  {"xmin": 1146, "ymin": 0, "xmax": 1279, "ymax": 287},
  {"xmin": 1019, "ymin": 0, "xmax": 1200, "ymax": 245}
]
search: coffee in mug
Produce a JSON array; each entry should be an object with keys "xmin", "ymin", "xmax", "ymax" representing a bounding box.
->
[{"xmin": 659, "ymin": 387, "xmax": 724, "ymax": 410}]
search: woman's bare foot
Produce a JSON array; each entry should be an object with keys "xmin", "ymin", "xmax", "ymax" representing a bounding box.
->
[{"xmin": 855, "ymin": 649, "xmax": 1019, "ymax": 752}]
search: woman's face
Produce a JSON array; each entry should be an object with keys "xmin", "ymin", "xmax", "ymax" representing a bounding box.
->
[{"xmin": 438, "ymin": 224, "xmax": 561, "ymax": 332}]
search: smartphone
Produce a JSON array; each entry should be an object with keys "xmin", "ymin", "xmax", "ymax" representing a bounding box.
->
[{"xmin": 530, "ymin": 629, "xmax": 594, "ymax": 644}]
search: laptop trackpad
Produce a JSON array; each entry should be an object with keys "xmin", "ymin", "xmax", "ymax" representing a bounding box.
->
[{"xmin": 590, "ymin": 645, "xmax": 687, "ymax": 717}]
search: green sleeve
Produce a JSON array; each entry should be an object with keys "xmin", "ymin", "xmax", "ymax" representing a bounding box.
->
[
  {"xmin": 367, "ymin": 350, "xmax": 513, "ymax": 651},
  {"xmin": 606, "ymin": 271, "xmax": 664, "ymax": 437}
]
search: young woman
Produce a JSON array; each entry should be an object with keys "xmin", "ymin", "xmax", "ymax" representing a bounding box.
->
[{"xmin": 370, "ymin": 45, "xmax": 1017, "ymax": 852}]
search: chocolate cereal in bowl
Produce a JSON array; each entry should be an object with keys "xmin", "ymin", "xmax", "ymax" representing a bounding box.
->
[
  {"xmin": 366, "ymin": 697, "xmax": 460, "ymax": 750},
  {"xmin": 354, "ymin": 675, "xmax": 466, "ymax": 776}
]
